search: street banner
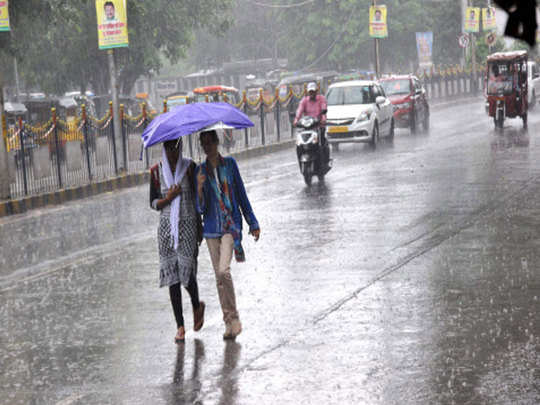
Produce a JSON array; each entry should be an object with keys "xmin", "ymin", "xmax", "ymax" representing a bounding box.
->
[
  {"xmin": 95, "ymin": 0, "xmax": 129, "ymax": 49},
  {"xmin": 482, "ymin": 7, "xmax": 496, "ymax": 31},
  {"xmin": 415, "ymin": 32, "xmax": 433, "ymax": 70},
  {"xmin": 369, "ymin": 5, "xmax": 388, "ymax": 38},
  {"xmin": 0, "ymin": 1, "xmax": 10, "ymax": 32},
  {"xmin": 464, "ymin": 7, "xmax": 480, "ymax": 33}
]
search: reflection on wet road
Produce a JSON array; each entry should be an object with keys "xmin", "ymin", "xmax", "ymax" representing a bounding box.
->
[{"xmin": 1, "ymin": 99, "xmax": 539, "ymax": 404}]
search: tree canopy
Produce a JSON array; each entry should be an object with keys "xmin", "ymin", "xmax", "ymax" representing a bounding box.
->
[
  {"xmin": 188, "ymin": 0, "xmax": 464, "ymax": 74},
  {"xmin": 0, "ymin": 0, "xmax": 232, "ymax": 95},
  {"xmin": 0, "ymin": 0, "xmax": 528, "ymax": 96}
]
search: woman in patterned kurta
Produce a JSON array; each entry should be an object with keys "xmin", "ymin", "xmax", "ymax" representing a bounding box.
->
[{"xmin": 149, "ymin": 139, "xmax": 205, "ymax": 343}]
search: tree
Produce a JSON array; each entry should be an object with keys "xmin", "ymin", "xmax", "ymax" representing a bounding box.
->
[
  {"xmin": 1, "ymin": 0, "xmax": 233, "ymax": 95},
  {"xmin": 184, "ymin": 0, "xmax": 464, "ymax": 75},
  {"xmin": 0, "ymin": 1, "xmax": 54, "ymax": 86}
]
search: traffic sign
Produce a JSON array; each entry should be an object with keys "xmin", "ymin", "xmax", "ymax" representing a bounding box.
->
[
  {"xmin": 458, "ymin": 33, "xmax": 470, "ymax": 48},
  {"xmin": 485, "ymin": 32, "xmax": 496, "ymax": 46}
]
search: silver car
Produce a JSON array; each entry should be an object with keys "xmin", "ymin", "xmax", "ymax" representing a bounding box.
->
[{"xmin": 325, "ymin": 80, "xmax": 394, "ymax": 149}]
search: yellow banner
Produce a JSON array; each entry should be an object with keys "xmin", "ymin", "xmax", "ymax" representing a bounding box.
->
[
  {"xmin": 482, "ymin": 7, "xmax": 496, "ymax": 31},
  {"xmin": 464, "ymin": 7, "xmax": 480, "ymax": 33},
  {"xmin": 0, "ymin": 0, "xmax": 9, "ymax": 32},
  {"xmin": 369, "ymin": 5, "xmax": 388, "ymax": 38},
  {"xmin": 96, "ymin": 0, "xmax": 128, "ymax": 49}
]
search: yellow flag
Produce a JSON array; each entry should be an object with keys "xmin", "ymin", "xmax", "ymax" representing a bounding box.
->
[
  {"xmin": 465, "ymin": 7, "xmax": 480, "ymax": 33},
  {"xmin": 0, "ymin": 0, "xmax": 10, "ymax": 32},
  {"xmin": 482, "ymin": 7, "xmax": 496, "ymax": 31},
  {"xmin": 369, "ymin": 5, "xmax": 388, "ymax": 38},
  {"xmin": 96, "ymin": 0, "xmax": 129, "ymax": 49}
]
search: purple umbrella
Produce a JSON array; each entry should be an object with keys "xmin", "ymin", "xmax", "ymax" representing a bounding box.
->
[{"xmin": 141, "ymin": 102, "xmax": 253, "ymax": 148}]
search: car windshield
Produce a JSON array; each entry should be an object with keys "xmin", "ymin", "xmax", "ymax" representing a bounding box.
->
[
  {"xmin": 487, "ymin": 63, "xmax": 513, "ymax": 95},
  {"xmin": 380, "ymin": 79, "xmax": 410, "ymax": 95},
  {"xmin": 326, "ymin": 86, "xmax": 372, "ymax": 105}
]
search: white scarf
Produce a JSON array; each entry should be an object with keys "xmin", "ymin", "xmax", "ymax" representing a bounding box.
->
[{"xmin": 161, "ymin": 143, "xmax": 191, "ymax": 250}]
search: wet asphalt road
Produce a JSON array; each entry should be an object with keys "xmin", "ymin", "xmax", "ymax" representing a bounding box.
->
[{"xmin": 1, "ymin": 98, "xmax": 540, "ymax": 404}]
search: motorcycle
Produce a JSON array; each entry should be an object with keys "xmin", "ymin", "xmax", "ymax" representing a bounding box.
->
[{"xmin": 295, "ymin": 115, "xmax": 331, "ymax": 186}]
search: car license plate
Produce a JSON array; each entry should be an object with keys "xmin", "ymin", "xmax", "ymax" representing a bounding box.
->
[{"xmin": 328, "ymin": 126, "xmax": 348, "ymax": 133}]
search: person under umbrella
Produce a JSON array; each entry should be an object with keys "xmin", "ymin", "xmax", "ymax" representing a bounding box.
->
[
  {"xmin": 196, "ymin": 130, "xmax": 261, "ymax": 340},
  {"xmin": 142, "ymin": 102, "xmax": 255, "ymax": 341},
  {"xmin": 149, "ymin": 138, "xmax": 205, "ymax": 343}
]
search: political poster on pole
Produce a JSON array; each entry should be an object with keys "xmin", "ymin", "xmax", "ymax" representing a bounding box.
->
[
  {"xmin": 482, "ymin": 7, "xmax": 496, "ymax": 31},
  {"xmin": 95, "ymin": 0, "xmax": 129, "ymax": 49},
  {"xmin": 415, "ymin": 32, "xmax": 433, "ymax": 70},
  {"xmin": 464, "ymin": 7, "xmax": 480, "ymax": 33},
  {"xmin": 369, "ymin": 5, "xmax": 388, "ymax": 38},
  {"xmin": 0, "ymin": 1, "xmax": 10, "ymax": 32}
]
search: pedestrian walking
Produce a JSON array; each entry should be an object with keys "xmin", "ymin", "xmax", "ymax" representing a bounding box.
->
[
  {"xmin": 149, "ymin": 138, "xmax": 205, "ymax": 343},
  {"xmin": 196, "ymin": 130, "xmax": 261, "ymax": 340}
]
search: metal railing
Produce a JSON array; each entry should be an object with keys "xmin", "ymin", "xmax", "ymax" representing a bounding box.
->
[
  {"xmin": 3, "ymin": 93, "xmax": 297, "ymax": 199},
  {"xmin": 3, "ymin": 69, "xmax": 488, "ymax": 199}
]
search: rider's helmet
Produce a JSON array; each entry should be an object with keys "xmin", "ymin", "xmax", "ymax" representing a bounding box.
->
[{"xmin": 307, "ymin": 82, "xmax": 317, "ymax": 93}]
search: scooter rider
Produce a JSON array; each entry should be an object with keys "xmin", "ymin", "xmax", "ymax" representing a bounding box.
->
[{"xmin": 293, "ymin": 82, "xmax": 330, "ymax": 172}]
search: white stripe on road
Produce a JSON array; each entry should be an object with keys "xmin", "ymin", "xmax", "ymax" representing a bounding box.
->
[{"xmin": 56, "ymin": 394, "xmax": 85, "ymax": 405}]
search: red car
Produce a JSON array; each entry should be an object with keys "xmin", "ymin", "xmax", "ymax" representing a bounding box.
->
[{"xmin": 379, "ymin": 75, "xmax": 430, "ymax": 133}]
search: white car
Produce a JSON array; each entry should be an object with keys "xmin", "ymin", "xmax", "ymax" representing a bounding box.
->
[
  {"xmin": 527, "ymin": 61, "xmax": 540, "ymax": 109},
  {"xmin": 325, "ymin": 80, "xmax": 394, "ymax": 148}
]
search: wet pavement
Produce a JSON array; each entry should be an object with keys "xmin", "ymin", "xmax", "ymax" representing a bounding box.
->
[{"xmin": 1, "ymin": 99, "xmax": 540, "ymax": 404}]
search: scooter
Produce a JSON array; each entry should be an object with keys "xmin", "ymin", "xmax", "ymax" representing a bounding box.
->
[{"xmin": 295, "ymin": 115, "xmax": 331, "ymax": 186}]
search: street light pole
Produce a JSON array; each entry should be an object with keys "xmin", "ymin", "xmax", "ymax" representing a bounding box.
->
[
  {"xmin": 460, "ymin": 0, "xmax": 467, "ymax": 66},
  {"xmin": 487, "ymin": 0, "xmax": 492, "ymax": 54},
  {"xmin": 470, "ymin": 1, "xmax": 477, "ymax": 93},
  {"xmin": 108, "ymin": 49, "xmax": 124, "ymax": 171},
  {"xmin": 373, "ymin": 0, "xmax": 381, "ymax": 78},
  {"xmin": 13, "ymin": 57, "xmax": 20, "ymax": 102}
]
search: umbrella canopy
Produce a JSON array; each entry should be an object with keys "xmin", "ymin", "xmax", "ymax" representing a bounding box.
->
[{"xmin": 141, "ymin": 102, "xmax": 253, "ymax": 148}]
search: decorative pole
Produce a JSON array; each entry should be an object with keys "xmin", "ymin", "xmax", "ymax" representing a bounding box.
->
[
  {"xmin": 52, "ymin": 108, "xmax": 63, "ymax": 188},
  {"xmin": 0, "ymin": 81, "xmax": 10, "ymax": 199},
  {"xmin": 119, "ymin": 103, "xmax": 127, "ymax": 172},
  {"xmin": 81, "ymin": 104, "xmax": 92, "ymax": 180},
  {"xmin": 109, "ymin": 101, "xmax": 118, "ymax": 175}
]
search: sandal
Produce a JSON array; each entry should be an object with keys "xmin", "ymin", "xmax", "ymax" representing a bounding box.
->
[
  {"xmin": 193, "ymin": 301, "xmax": 205, "ymax": 332},
  {"xmin": 175, "ymin": 326, "xmax": 185, "ymax": 343}
]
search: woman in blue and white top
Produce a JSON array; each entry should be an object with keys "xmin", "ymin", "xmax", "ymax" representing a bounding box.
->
[{"xmin": 149, "ymin": 138, "xmax": 205, "ymax": 343}]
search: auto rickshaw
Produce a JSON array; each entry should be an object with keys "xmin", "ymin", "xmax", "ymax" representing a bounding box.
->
[
  {"xmin": 192, "ymin": 85, "xmax": 240, "ymax": 151},
  {"xmin": 192, "ymin": 85, "xmax": 240, "ymax": 104},
  {"xmin": 164, "ymin": 91, "xmax": 191, "ymax": 110},
  {"xmin": 4, "ymin": 101, "xmax": 34, "ymax": 169},
  {"xmin": 486, "ymin": 51, "xmax": 528, "ymax": 129}
]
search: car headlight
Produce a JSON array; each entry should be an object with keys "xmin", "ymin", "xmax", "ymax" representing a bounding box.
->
[
  {"xmin": 355, "ymin": 112, "xmax": 370, "ymax": 123},
  {"xmin": 397, "ymin": 102, "xmax": 410, "ymax": 109}
]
